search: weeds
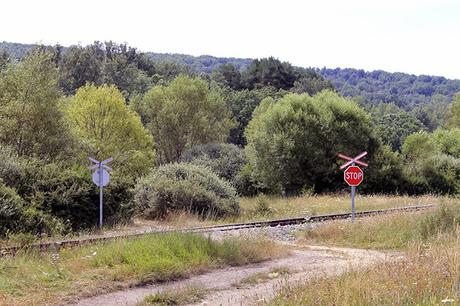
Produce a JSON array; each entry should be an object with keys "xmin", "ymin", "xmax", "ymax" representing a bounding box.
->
[
  {"xmin": 268, "ymin": 202, "xmax": 460, "ymax": 305},
  {"xmin": 141, "ymin": 284, "xmax": 208, "ymax": 305},
  {"xmin": 236, "ymin": 267, "xmax": 291, "ymax": 286},
  {"xmin": 302, "ymin": 202, "xmax": 460, "ymax": 249},
  {"xmin": 0, "ymin": 233, "xmax": 282, "ymax": 305}
]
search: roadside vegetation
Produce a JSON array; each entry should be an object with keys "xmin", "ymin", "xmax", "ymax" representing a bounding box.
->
[
  {"xmin": 140, "ymin": 285, "xmax": 208, "ymax": 306},
  {"xmin": 0, "ymin": 233, "xmax": 284, "ymax": 305},
  {"xmin": 1, "ymin": 43, "xmax": 460, "ymax": 242},
  {"xmin": 267, "ymin": 202, "xmax": 460, "ymax": 305}
]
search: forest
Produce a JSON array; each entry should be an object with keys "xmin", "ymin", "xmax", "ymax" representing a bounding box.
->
[{"xmin": 1, "ymin": 41, "xmax": 460, "ymax": 236}]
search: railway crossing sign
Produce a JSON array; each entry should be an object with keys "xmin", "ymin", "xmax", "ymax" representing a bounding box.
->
[
  {"xmin": 89, "ymin": 157, "xmax": 113, "ymax": 227},
  {"xmin": 92, "ymin": 169, "xmax": 110, "ymax": 187},
  {"xmin": 338, "ymin": 151, "xmax": 368, "ymax": 222},
  {"xmin": 344, "ymin": 166, "xmax": 364, "ymax": 187}
]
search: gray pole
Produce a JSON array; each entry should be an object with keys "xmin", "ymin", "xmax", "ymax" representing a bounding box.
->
[
  {"xmin": 351, "ymin": 161, "xmax": 355, "ymax": 223},
  {"xmin": 99, "ymin": 162, "xmax": 103, "ymax": 228}
]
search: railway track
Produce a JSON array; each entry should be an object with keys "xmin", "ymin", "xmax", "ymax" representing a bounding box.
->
[{"xmin": 0, "ymin": 204, "xmax": 434, "ymax": 256}]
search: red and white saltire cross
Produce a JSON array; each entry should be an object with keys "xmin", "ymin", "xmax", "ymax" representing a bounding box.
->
[{"xmin": 338, "ymin": 151, "xmax": 368, "ymax": 170}]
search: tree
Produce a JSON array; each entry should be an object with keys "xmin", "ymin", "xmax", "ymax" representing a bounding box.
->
[
  {"xmin": 290, "ymin": 68, "xmax": 334, "ymax": 95},
  {"xmin": 372, "ymin": 104, "xmax": 426, "ymax": 151},
  {"xmin": 59, "ymin": 44, "xmax": 104, "ymax": 95},
  {"xmin": 242, "ymin": 57, "xmax": 298, "ymax": 90},
  {"xmin": 432, "ymin": 128, "xmax": 460, "ymax": 158},
  {"xmin": 245, "ymin": 90, "xmax": 378, "ymax": 194},
  {"xmin": 445, "ymin": 93, "xmax": 460, "ymax": 128},
  {"xmin": 65, "ymin": 84, "xmax": 155, "ymax": 178},
  {"xmin": 58, "ymin": 41, "xmax": 157, "ymax": 98},
  {"xmin": 401, "ymin": 131, "xmax": 460, "ymax": 194},
  {"xmin": 132, "ymin": 75, "xmax": 234, "ymax": 164},
  {"xmin": 0, "ymin": 50, "xmax": 73, "ymax": 159},
  {"xmin": 211, "ymin": 63, "xmax": 242, "ymax": 90},
  {"xmin": 0, "ymin": 50, "xmax": 9, "ymax": 71},
  {"xmin": 221, "ymin": 86, "xmax": 286, "ymax": 146}
]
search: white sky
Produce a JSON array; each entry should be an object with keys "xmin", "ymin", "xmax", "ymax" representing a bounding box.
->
[{"xmin": 1, "ymin": 0, "xmax": 459, "ymax": 79}]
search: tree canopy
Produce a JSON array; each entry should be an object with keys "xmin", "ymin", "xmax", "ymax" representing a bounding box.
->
[
  {"xmin": 0, "ymin": 50, "xmax": 73, "ymax": 159},
  {"xmin": 65, "ymin": 84, "xmax": 155, "ymax": 178},
  {"xmin": 245, "ymin": 90, "xmax": 378, "ymax": 194},
  {"xmin": 132, "ymin": 75, "xmax": 234, "ymax": 164}
]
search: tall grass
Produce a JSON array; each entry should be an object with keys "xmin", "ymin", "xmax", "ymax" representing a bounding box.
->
[
  {"xmin": 237, "ymin": 194, "xmax": 442, "ymax": 222},
  {"xmin": 269, "ymin": 236, "xmax": 460, "ymax": 305},
  {"xmin": 0, "ymin": 233, "xmax": 283, "ymax": 305},
  {"xmin": 302, "ymin": 202, "xmax": 460, "ymax": 249},
  {"xmin": 268, "ymin": 202, "xmax": 460, "ymax": 305}
]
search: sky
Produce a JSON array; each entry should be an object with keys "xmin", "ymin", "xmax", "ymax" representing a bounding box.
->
[{"xmin": 1, "ymin": 0, "xmax": 459, "ymax": 79}]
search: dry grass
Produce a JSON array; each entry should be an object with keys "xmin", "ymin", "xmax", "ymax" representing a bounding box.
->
[
  {"xmin": 0, "ymin": 195, "xmax": 444, "ymax": 248},
  {"xmin": 234, "ymin": 267, "xmax": 291, "ymax": 287},
  {"xmin": 140, "ymin": 284, "xmax": 208, "ymax": 305},
  {"xmin": 267, "ymin": 202, "xmax": 460, "ymax": 305},
  {"xmin": 238, "ymin": 194, "xmax": 442, "ymax": 222},
  {"xmin": 269, "ymin": 234, "xmax": 460, "ymax": 305},
  {"xmin": 0, "ymin": 233, "xmax": 284, "ymax": 306},
  {"xmin": 301, "ymin": 213, "xmax": 422, "ymax": 249}
]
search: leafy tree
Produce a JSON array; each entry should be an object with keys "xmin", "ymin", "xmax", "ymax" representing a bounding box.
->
[
  {"xmin": 221, "ymin": 86, "xmax": 286, "ymax": 145},
  {"xmin": 58, "ymin": 41, "xmax": 157, "ymax": 98},
  {"xmin": 151, "ymin": 61, "xmax": 193, "ymax": 83},
  {"xmin": 445, "ymin": 93, "xmax": 460, "ymax": 128},
  {"xmin": 290, "ymin": 68, "xmax": 334, "ymax": 95},
  {"xmin": 59, "ymin": 44, "xmax": 104, "ymax": 95},
  {"xmin": 363, "ymin": 145, "xmax": 407, "ymax": 193},
  {"xmin": 0, "ymin": 50, "xmax": 9, "ymax": 71},
  {"xmin": 65, "ymin": 84, "xmax": 155, "ymax": 178},
  {"xmin": 371, "ymin": 103, "xmax": 425, "ymax": 151},
  {"xmin": 102, "ymin": 42, "xmax": 153, "ymax": 97},
  {"xmin": 245, "ymin": 90, "xmax": 378, "ymax": 194},
  {"xmin": 242, "ymin": 57, "xmax": 299, "ymax": 90},
  {"xmin": 0, "ymin": 50, "xmax": 73, "ymax": 159},
  {"xmin": 432, "ymin": 128, "xmax": 460, "ymax": 158},
  {"xmin": 132, "ymin": 75, "xmax": 234, "ymax": 164},
  {"xmin": 211, "ymin": 63, "xmax": 242, "ymax": 90},
  {"xmin": 411, "ymin": 95, "xmax": 450, "ymax": 131},
  {"xmin": 401, "ymin": 132, "xmax": 460, "ymax": 194}
]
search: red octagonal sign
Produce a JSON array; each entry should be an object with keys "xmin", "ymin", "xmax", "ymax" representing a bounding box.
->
[{"xmin": 344, "ymin": 166, "xmax": 364, "ymax": 186}]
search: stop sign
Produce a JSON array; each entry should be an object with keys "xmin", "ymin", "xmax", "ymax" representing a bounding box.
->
[{"xmin": 344, "ymin": 166, "xmax": 364, "ymax": 186}]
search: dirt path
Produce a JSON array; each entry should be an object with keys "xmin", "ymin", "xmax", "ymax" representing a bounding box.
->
[{"xmin": 71, "ymin": 245, "xmax": 396, "ymax": 306}]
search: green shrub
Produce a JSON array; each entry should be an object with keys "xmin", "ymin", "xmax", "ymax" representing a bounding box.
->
[
  {"xmin": 26, "ymin": 163, "xmax": 135, "ymax": 230},
  {"xmin": 134, "ymin": 163, "xmax": 240, "ymax": 219},
  {"xmin": 0, "ymin": 181, "xmax": 63, "ymax": 237},
  {"xmin": 180, "ymin": 143, "xmax": 246, "ymax": 184},
  {"xmin": 0, "ymin": 145, "xmax": 25, "ymax": 188},
  {"xmin": 0, "ymin": 154, "xmax": 135, "ymax": 231}
]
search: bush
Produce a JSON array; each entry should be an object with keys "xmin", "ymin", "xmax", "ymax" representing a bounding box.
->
[
  {"xmin": 134, "ymin": 163, "xmax": 240, "ymax": 219},
  {"xmin": 0, "ymin": 155, "xmax": 135, "ymax": 231},
  {"xmin": 180, "ymin": 143, "xmax": 246, "ymax": 185},
  {"xmin": 0, "ymin": 145, "xmax": 25, "ymax": 188},
  {"xmin": 0, "ymin": 181, "xmax": 63, "ymax": 237},
  {"xmin": 245, "ymin": 91, "xmax": 379, "ymax": 194},
  {"xmin": 25, "ymin": 163, "xmax": 135, "ymax": 230}
]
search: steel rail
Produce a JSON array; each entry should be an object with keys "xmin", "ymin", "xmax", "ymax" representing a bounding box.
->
[{"xmin": 0, "ymin": 204, "xmax": 434, "ymax": 256}]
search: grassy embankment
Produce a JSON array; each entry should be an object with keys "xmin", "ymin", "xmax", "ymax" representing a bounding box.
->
[
  {"xmin": 0, "ymin": 232, "xmax": 284, "ymax": 305},
  {"xmin": 0, "ymin": 194, "xmax": 441, "ymax": 248},
  {"xmin": 143, "ymin": 194, "xmax": 442, "ymax": 228},
  {"xmin": 268, "ymin": 200, "xmax": 460, "ymax": 305}
]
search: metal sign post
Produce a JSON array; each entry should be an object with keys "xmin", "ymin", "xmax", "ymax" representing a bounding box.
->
[
  {"xmin": 89, "ymin": 157, "xmax": 113, "ymax": 228},
  {"xmin": 338, "ymin": 152, "xmax": 368, "ymax": 223}
]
